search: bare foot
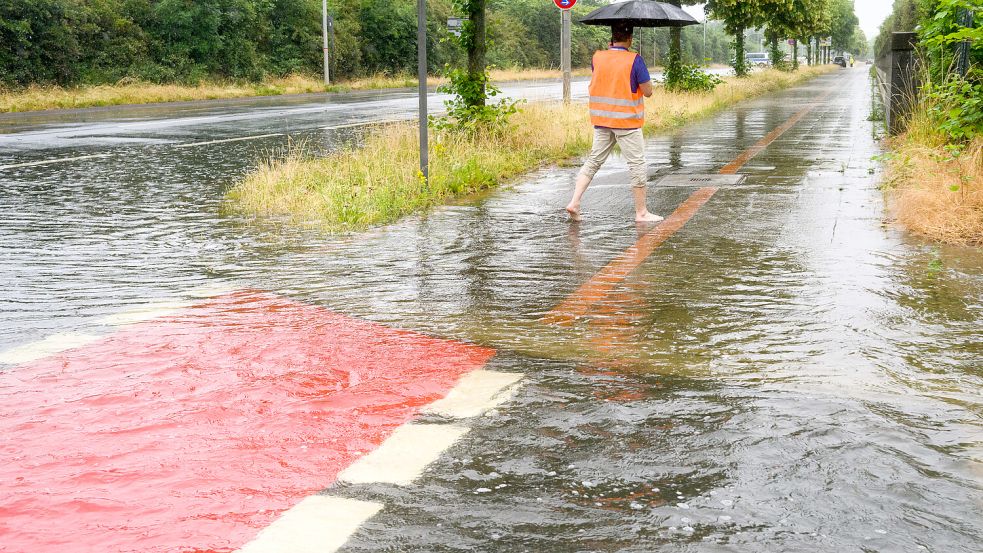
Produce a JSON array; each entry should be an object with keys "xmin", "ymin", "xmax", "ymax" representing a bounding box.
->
[
  {"xmin": 565, "ymin": 204, "xmax": 582, "ymax": 222},
  {"xmin": 635, "ymin": 211, "xmax": 664, "ymax": 223}
]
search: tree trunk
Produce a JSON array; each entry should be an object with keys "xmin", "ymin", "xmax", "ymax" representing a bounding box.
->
[
  {"xmin": 734, "ymin": 27, "xmax": 747, "ymax": 77},
  {"xmin": 769, "ymin": 37, "xmax": 780, "ymax": 70},
  {"xmin": 671, "ymin": 27, "xmax": 682, "ymax": 62},
  {"xmin": 807, "ymin": 38, "xmax": 813, "ymax": 66},
  {"xmin": 667, "ymin": 0, "xmax": 682, "ymax": 84},
  {"xmin": 466, "ymin": 0, "xmax": 487, "ymax": 107},
  {"xmin": 793, "ymin": 39, "xmax": 799, "ymax": 70}
]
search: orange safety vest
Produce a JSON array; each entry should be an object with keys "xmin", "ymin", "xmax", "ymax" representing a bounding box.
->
[{"xmin": 589, "ymin": 49, "xmax": 645, "ymax": 129}]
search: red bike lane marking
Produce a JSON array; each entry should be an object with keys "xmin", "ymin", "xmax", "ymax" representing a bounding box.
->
[{"xmin": 0, "ymin": 290, "xmax": 495, "ymax": 553}]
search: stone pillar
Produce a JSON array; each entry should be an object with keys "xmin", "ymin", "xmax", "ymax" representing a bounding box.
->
[{"xmin": 888, "ymin": 32, "xmax": 918, "ymax": 135}]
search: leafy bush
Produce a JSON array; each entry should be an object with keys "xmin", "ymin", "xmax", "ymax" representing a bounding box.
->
[
  {"xmin": 926, "ymin": 70, "xmax": 983, "ymax": 142},
  {"xmin": 919, "ymin": 0, "xmax": 982, "ymax": 82},
  {"xmin": 915, "ymin": 0, "xmax": 983, "ymax": 143},
  {"xmin": 431, "ymin": 67, "xmax": 523, "ymax": 135},
  {"xmin": 664, "ymin": 64, "xmax": 724, "ymax": 93}
]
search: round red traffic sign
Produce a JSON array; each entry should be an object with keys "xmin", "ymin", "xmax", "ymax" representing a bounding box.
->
[{"xmin": 553, "ymin": 0, "xmax": 576, "ymax": 9}]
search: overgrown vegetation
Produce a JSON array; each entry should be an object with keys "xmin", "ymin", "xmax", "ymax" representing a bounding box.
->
[
  {"xmin": 884, "ymin": 117, "xmax": 982, "ymax": 246},
  {"xmin": 877, "ymin": 0, "xmax": 982, "ymax": 245},
  {"xmin": 432, "ymin": 70, "xmax": 522, "ymax": 132},
  {"xmin": 926, "ymin": 71, "xmax": 982, "ymax": 142},
  {"xmin": 664, "ymin": 64, "xmax": 725, "ymax": 93},
  {"xmin": 226, "ymin": 67, "xmax": 834, "ymax": 230}
]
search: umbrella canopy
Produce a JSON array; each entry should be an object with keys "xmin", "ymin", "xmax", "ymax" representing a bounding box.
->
[{"xmin": 580, "ymin": 1, "xmax": 700, "ymax": 28}]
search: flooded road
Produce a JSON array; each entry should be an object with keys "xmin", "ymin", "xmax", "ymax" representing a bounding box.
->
[{"xmin": 1, "ymin": 68, "xmax": 981, "ymax": 552}]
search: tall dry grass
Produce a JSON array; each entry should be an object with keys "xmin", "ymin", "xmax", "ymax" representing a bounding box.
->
[
  {"xmin": 228, "ymin": 66, "xmax": 835, "ymax": 231},
  {"xmin": 885, "ymin": 114, "xmax": 983, "ymax": 245},
  {"xmin": 0, "ymin": 69, "xmax": 595, "ymax": 113}
]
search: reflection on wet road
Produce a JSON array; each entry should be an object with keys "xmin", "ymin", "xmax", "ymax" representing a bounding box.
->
[
  {"xmin": 1, "ymin": 68, "xmax": 981, "ymax": 552},
  {"xmin": 0, "ymin": 79, "xmax": 593, "ymax": 158}
]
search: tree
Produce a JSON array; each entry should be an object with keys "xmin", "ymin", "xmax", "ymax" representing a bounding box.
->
[
  {"xmin": 0, "ymin": 0, "xmax": 81, "ymax": 85},
  {"xmin": 763, "ymin": 0, "xmax": 831, "ymax": 70},
  {"xmin": 706, "ymin": 0, "xmax": 767, "ymax": 76},
  {"xmin": 849, "ymin": 27, "xmax": 868, "ymax": 57},
  {"xmin": 874, "ymin": 0, "xmax": 922, "ymax": 57},
  {"xmin": 664, "ymin": 0, "xmax": 702, "ymax": 87},
  {"xmin": 828, "ymin": 0, "xmax": 859, "ymax": 53},
  {"xmin": 456, "ymin": 0, "xmax": 487, "ymax": 108}
]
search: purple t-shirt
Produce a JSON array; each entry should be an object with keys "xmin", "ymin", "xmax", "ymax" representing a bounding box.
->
[{"xmin": 591, "ymin": 47, "xmax": 652, "ymax": 93}]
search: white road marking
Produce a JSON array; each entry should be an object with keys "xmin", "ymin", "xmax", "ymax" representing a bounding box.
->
[
  {"xmin": 0, "ymin": 154, "xmax": 111, "ymax": 171},
  {"xmin": 338, "ymin": 423, "xmax": 469, "ymax": 485},
  {"xmin": 423, "ymin": 370, "xmax": 523, "ymax": 418},
  {"xmin": 184, "ymin": 282, "xmax": 238, "ymax": 298},
  {"xmin": 0, "ymin": 332, "xmax": 102, "ymax": 365},
  {"xmin": 98, "ymin": 284, "xmax": 241, "ymax": 326},
  {"xmin": 237, "ymin": 495, "xmax": 382, "ymax": 553},
  {"xmin": 97, "ymin": 301, "xmax": 195, "ymax": 326},
  {"xmin": 174, "ymin": 133, "xmax": 284, "ymax": 148},
  {"xmin": 186, "ymin": 282, "xmax": 240, "ymax": 298},
  {"xmin": 321, "ymin": 119, "xmax": 405, "ymax": 131}
]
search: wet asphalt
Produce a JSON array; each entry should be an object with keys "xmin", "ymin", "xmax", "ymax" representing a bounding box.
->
[{"xmin": 1, "ymin": 67, "xmax": 982, "ymax": 551}]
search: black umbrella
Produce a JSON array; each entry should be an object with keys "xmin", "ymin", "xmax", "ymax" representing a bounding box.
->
[{"xmin": 580, "ymin": 1, "xmax": 700, "ymax": 28}]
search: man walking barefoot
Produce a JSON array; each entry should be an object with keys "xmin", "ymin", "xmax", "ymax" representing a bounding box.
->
[{"xmin": 566, "ymin": 24, "xmax": 662, "ymax": 223}]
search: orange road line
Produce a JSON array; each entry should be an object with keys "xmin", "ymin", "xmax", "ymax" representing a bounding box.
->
[
  {"xmin": 543, "ymin": 186, "xmax": 716, "ymax": 325},
  {"xmin": 721, "ymin": 111, "xmax": 814, "ymax": 173},
  {"xmin": 543, "ymin": 87, "xmax": 836, "ymax": 325}
]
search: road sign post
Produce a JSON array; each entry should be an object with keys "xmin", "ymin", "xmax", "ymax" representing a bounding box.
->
[
  {"xmin": 417, "ymin": 0, "xmax": 428, "ymax": 182},
  {"xmin": 561, "ymin": 9, "xmax": 571, "ymax": 103},
  {"xmin": 554, "ymin": 0, "xmax": 576, "ymax": 105},
  {"xmin": 322, "ymin": 0, "xmax": 330, "ymax": 85}
]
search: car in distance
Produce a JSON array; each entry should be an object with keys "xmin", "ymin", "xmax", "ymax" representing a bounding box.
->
[
  {"xmin": 744, "ymin": 52, "xmax": 770, "ymax": 67},
  {"xmin": 833, "ymin": 55, "xmax": 847, "ymax": 67}
]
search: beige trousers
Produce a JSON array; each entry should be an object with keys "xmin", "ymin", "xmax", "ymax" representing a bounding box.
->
[{"xmin": 577, "ymin": 127, "xmax": 647, "ymax": 188}]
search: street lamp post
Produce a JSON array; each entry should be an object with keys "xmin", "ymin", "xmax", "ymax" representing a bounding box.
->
[{"xmin": 703, "ymin": 18, "xmax": 707, "ymax": 67}]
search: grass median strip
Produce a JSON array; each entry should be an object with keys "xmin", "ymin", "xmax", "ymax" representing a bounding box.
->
[
  {"xmin": 0, "ymin": 69, "xmax": 592, "ymax": 114},
  {"xmin": 226, "ymin": 67, "xmax": 835, "ymax": 231}
]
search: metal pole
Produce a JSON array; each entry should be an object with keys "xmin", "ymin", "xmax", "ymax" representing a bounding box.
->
[
  {"xmin": 417, "ymin": 0, "xmax": 428, "ymax": 181},
  {"xmin": 561, "ymin": 8, "xmax": 571, "ymax": 104},
  {"xmin": 322, "ymin": 0, "xmax": 330, "ymax": 85},
  {"xmin": 703, "ymin": 19, "xmax": 707, "ymax": 67}
]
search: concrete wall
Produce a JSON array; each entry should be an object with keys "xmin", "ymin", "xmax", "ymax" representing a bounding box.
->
[{"xmin": 874, "ymin": 32, "xmax": 919, "ymax": 135}]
